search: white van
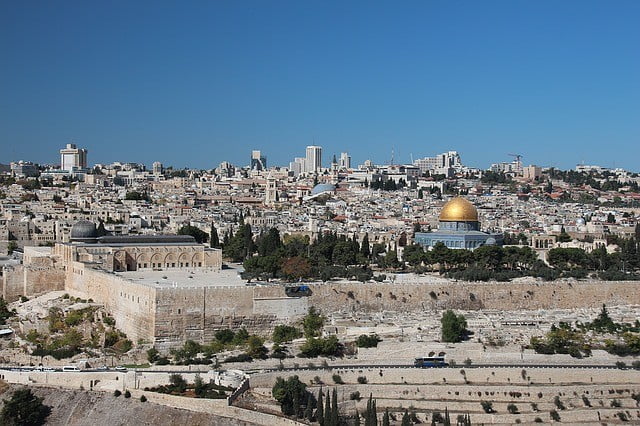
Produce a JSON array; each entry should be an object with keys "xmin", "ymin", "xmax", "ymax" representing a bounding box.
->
[{"xmin": 62, "ymin": 366, "xmax": 80, "ymax": 372}]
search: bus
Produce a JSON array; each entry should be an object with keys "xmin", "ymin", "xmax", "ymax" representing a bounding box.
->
[{"xmin": 414, "ymin": 356, "xmax": 448, "ymax": 368}]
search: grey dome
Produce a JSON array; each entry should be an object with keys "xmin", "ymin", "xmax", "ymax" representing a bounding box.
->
[
  {"xmin": 311, "ymin": 183, "xmax": 336, "ymax": 196},
  {"xmin": 70, "ymin": 220, "xmax": 98, "ymax": 241}
]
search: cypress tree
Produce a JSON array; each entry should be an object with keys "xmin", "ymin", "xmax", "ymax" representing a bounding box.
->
[
  {"xmin": 382, "ymin": 409, "xmax": 390, "ymax": 426},
  {"xmin": 325, "ymin": 389, "xmax": 331, "ymax": 426},
  {"xmin": 331, "ymin": 388, "xmax": 339, "ymax": 426},
  {"xmin": 361, "ymin": 233, "xmax": 370, "ymax": 258},
  {"xmin": 317, "ymin": 390, "xmax": 324, "ymax": 426},
  {"xmin": 210, "ymin": 223, "xmax": 220, "ymax": 248},
  {"xmin": 304, "ymin": 392, "xmax": 314, "ymax": 422},
  {"xmin": 401, "ymin": 410, "xmax": 411, "ymax": 426}
]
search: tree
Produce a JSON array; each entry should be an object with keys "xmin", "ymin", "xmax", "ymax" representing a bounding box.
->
[
  {"xmin": 441, "ymin": 310, "xmax": 469, "ymax": 343},
  {"xmin": 382, "ymin": 409, "xmax": 390, "ymax": 426},
  {"xmin": 303, "ymin": 307, "xmax": 325, "ymax": 338},
  {"xmin": 177, "ymin": 225, "xmax": 208, "ymax": 244},
  {"xmin": 246, "ymin": 335, "xmax": 268, "ymax": 359},
  {"xmin": 281, "ymin": 256, "xmax": 312, "ymax": 281},
  {"xmin": 0, "ymin": 297, "xmax": 14, "ymax": 325},
  {"xmin": 272, "ymin": 376, "xmax": 309, "ymax": 417},
  {"xmin": 316, "ymin": 389, "xmax": 324, "ymax": 426},
  {"xmin": 1, "ymin": 388, "xmax": 51, "ymax": 426},
  {"xmin": 210, "ymin": 224, "xmax": 220, "ymax": 248},
  {"xmin": 332, "ymin": 241, "xmax": 357, "ymax": 266},
  {"xmin": 401, "ymin": 410, "xmax": 411, "ymax": 426},
  {"xmin": 273, "ymin": 325, "xmax": 302, "ymax": 344},
  {"xmin": 361, "ymin": 233, "xmax": 370, "ymax": 258},
  {"xmin": 146, "ymin": 347, "xmax": 160, "ymax": 363}
]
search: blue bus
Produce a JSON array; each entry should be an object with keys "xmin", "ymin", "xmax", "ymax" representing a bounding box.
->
[{"xmin": 414, "ymin": 356, "xmax": 448, "ymax": 368}]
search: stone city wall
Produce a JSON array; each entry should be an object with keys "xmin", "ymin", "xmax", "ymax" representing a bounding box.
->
[
  {"xmin": 298, "ymin": 280, "xmax": 640, "ymax": 313},
  {"xmin": 1, "ymin": 265, "xmax": 24, "ymax": 302},
  {"xmin": 65, "ymin": 263, "xmax": 157, "ymax": 344},
  {"xmin": 23, "ymin": 258, "xmax": 65, "ymax": 297},
  {"xmin": 154, "ymin": 285, "xmax": 278, "ymax": 349}
]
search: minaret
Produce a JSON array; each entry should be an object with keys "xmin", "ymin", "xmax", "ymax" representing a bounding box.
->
[{"xmin": 265, "ymin": 172, "xmax": 277, "ymax": 205}]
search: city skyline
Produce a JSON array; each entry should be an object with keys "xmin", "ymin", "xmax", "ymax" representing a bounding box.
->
[{"xmin": 1, "ymin": 1, "xmax": 639, "ymax": 170}]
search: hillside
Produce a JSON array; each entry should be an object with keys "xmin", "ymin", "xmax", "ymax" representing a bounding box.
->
[{"xmin": 0, "ymin": 382, "xmax": 255, "ymax": 426}]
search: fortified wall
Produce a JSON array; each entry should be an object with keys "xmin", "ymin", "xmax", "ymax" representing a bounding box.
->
[{"xmin": 293, "ymin": 279, "xmax": 640, "ymax": 312}]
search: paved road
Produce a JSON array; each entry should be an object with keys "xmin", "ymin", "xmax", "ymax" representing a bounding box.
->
[{"xmin": 1, "ymin": 363, "xmax": 631, "ymax": 374}]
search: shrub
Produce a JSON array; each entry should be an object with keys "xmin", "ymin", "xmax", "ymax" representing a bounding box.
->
[
  {"xmin": 124, "ymin": 390, "xmax": 131, "ymax": 398},
  {"xmin": 616, "ymin": 361, "xmax": 627, "ymax": 369},
  {"xmin": 550, "ymin": 410, "xmax": 560, "ymax": 421},
  {"xmin": 332, "ymin": 374, "xmax": 344, "ymax": 384},
  {"xmin": 610, "ymin": 398, "xmax": 621, "ymax": 407},
  {"xmin": 481, "ymin": 401, "xmax": 494, "ymax": 413},
  {"xmin": 534, "ymin": 417, "xmax": 543, "ymax": 423},
  {"xmin": 140, "ymin": 395, "xmax": 147, "ymax": 402},
  {"xmin": 356, "ymin": 334, "xmax": 381, "ymax": 348},
  {"xmin": 357, "ymin": 376, "xmax": 368, "ymax": 384},
  {"xmin": 553, "ymin": 396, "xmax": 565, "ymax": 410},
  {"xmin": 272, "ymin": 325, "xmax": 302, "ymax": 344},
  {"xmin": 350, "ymin": 391, "xmax": 361, "ymax": 401},
  {"xmin": 114, "ymin": 390, "xmax": 122, "ymax": 397},
  {"xmin": 507, "ymin": 403, "xmax": 518, "ymax": 414}
]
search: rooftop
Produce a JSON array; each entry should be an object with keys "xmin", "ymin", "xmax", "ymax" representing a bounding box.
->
[{"xmin": 115, "ymin": 266, "xmax": 246, "ymax": 289}]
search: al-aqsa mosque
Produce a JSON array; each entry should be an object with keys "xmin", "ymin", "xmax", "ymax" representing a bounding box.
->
[{"xmin": 414, "ymin": 197, "xmax": 503, "ymax": 250}]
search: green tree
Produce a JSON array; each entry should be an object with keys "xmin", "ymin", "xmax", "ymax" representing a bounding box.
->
[
  {"xmin": 332, "ymin": 241, "xmax": 357, "ymax": 266},
  {"xmin": 303, "ymin": 307, "xmax": 325, "ymax": 338},
  {"xmin": 272, "ymin": 376, "xmax": 309, "ymax": 417},
  {"xmin": 177, "ymin": 225, "xmax": 208, "ymax": 244},
  {"xmin": 382, "ymin": 408, "xmax": 390, "ymax": 426},
  {"xmin": 441, "ymin": 310, "xmax": 468, "ymax": 343},
  {"xmin": 0, "ymin": 297, "xmax": 14, "ymax": 325},
  {"xmin": 360, "ymin": 233, "xmax": 370, "ymax": 258},
  {"xmin": 246, "ymin": 335, "xmax": 268, "ymax": 359},
  {"xmin": 273, "ymin": 325, "xmax": 302, "ymax": 344},
  {"xmin": 210, "ymin": 224, "xmax": 220, "ymax": 248},
  {"xmin": 1, "ymin": 388, "xmax": 51, "ymax": 426},
  {"xmin": 146, "ymin": 347, "xmax": 160, "ymax": 363},
  {"xmin": 401, "ymin": 410, "xmax": 411, "ymax": 426},
  {"xmin": 316, "ymin": 389, "xmax": 324, "ymax": 426}
]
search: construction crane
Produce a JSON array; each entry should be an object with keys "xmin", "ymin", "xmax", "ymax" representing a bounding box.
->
[{"xmin": 508, "ymin": 153, "xmax": 523, "ymax": 172}]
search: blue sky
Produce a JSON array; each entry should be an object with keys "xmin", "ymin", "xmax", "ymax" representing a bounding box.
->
[{"xmin": 1, "ymin": 1, "xmax": 639, "ymax": 170}]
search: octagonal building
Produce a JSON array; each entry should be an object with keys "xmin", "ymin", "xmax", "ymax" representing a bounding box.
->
[{"xmin": 414, "ymin": 197, "xmax": 503, "ymax": 250}]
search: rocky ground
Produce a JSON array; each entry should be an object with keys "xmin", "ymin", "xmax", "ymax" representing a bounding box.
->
[{"xmin": 0, "ymin": 381, "xmax": 254, "ymax": 426}]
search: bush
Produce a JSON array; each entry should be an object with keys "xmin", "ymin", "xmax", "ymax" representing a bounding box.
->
[
  {"xmin": 357, "ymin": 376, "xmax": 368, "ymax": 384},
  {"xmin": 481, "ymin": 401, "xmax": 494, "ymax": 413},
  {"xmin": 224, "ymin": 353, "xmax": 253, "ymax": 363},
  {"xmin": 507, "ymin": 403, "xmax": 518, "ymax": 414},
  {"xmin": 332, "ymin": 374, "xmax": 344, "ymax": 384},
  {"xmin": 272, "ymin": 325, "xmax": 302, "ymax": 343},
  {"xmin": 549, "ymin": 410, "xmax": 560, "ymax": 421},
  {"xmin": 0, "ymin": 388, "xmax": 51, "ymax": 426},
  {"xmin": 610, "ymin": 398, "xmax": 621, "ymax": 407},
  {"xmin": 616, "ymin": 361, "xmax": 627, "ymax": 369},
  {"xmin": 350, "ymin": 391, "xmax": 361, "ymax": 401},
  {"xmin": 356, "ymin": 334, "xmax": 381, "ymax": 348},
  {"xmin": 114, "ymin": 390, "xmax": 122, "ymax": 397},
  {"xmin": 124, "ymin": 390, "xmax": 131, "ymax": 398},
  {"xmin": 140, "ymin": 395, "xmax": 147, "ymax": 402}
]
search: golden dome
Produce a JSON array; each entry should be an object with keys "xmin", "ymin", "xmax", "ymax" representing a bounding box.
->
[{"xmin": 439, "ymin": 197, "xmax": 479, "ymax": 222}]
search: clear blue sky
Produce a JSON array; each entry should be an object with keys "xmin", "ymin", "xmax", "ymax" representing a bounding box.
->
[{"xmin": 1, "ymin": 1, "xmax": 639, "ymax": 170}]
